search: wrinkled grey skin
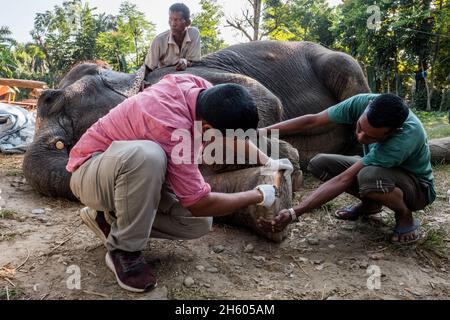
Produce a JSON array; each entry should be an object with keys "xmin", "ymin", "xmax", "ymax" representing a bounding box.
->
[{"xmin": 24, "ymin": 41, "xmax": 370, "ymax": 200}]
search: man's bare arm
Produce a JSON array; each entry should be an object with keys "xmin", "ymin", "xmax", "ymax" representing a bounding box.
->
[
  {"xmin": 229, "ymin": 138, "xmax": 269, "ymax": 166},
  {"xmin": 258, "ymin": 161, "xmax": 365, "ymax": 232},
  {"xmin": 294, "ymin": 160, "xmax": 365, "ymax": 216},
  {"xmin": 261, "ymin": 110, "xmax": 331, "ymax": 137},
  {"xmin": 188, "ymin": 190, "xmax": 263, "ymax": 217}
]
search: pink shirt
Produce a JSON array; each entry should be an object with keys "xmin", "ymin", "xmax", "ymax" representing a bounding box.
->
[{"xmin": 67, "ymin": 73, "xmax": 212, "ymax": 207}]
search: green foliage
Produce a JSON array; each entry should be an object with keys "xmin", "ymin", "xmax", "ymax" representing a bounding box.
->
[
  {"xmin": 192, "ymin": 0, "xmax": 226, "ymax": 54},
  {"xmin": 0, "ymin": 209, "xmax": 16, "ymax": 219},
  {"xmin": 0, "ymin": 26, "xmax": 17, "ymax": 78},
  {"xmin": 95, "ymin": 1, "xmax": 156, "ymax": 73},
  {"xmin": 0, "ymin": 0, "xmax": 448, "ymax": 109},
  {"xmin": 264, "ymin": 0, "xmax": 335, "ymax": 46},
  {"xmin": 333, "ymin": 0, "xmax": 450, "ymax": 110},
  {"xmin": 0, "ymin": 49, "xmax": 17, "ymax": 78},
  {"xmin": 414, "ymin": 110, "xmax": 450, "ymax": 139},
  {"xmin": 0, "ymin": 286, "xmax": 24, "ymax": 300},
  {"xmin": 0, "ymin": 0, "xmax": 157, "ymax": 84},
  {"xmin": 117, "ymin": 2, "xmax": 156, "ymax": 70},
  {"xmin": 28, "ymin": 0, "xmax": 96, "ymax": 84},
  {"xmin": 421, "ymin": 223, "xmax": 449, "ymax": 258},
  {"xmin": 96, "ymin": 26, "xmax": 132, "ymax": 72}
]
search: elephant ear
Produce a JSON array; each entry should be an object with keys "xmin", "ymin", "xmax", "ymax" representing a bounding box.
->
[
  {"xmin": 37, "ymin": 89, "xmax": 65, "ymax": 118},
  {"xmin": 98, "ymin": 65, "xmax": 145, "ymax": 98}
]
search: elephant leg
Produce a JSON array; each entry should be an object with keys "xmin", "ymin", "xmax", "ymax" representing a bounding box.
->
[
  {"xmin": 260, "ymin": 135, "xmax": 303, "ymax": 192},
  {"xmin": 201, "ymin": 135, "xmax": 302, "ymax": 193},
  {"xmin": 191, "ymin": 70, "xmax": 284, "ymax": 128},
  {"xmin": 203, "ymin": 167, "xmax": 293, "ymax": 243},
  {"xmin": 193, "ymin": 70, "xmax": 303, "ymax": 191},
  {"xmin": 312, "ymin": 50, "xmax": 371, "ymax": 101}
]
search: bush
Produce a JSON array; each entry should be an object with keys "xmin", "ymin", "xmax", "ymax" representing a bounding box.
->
[
  {"xmin": 413, "ymin": 88, "xmax": 450, "ymax": 111},
  {"xmin": 413, "ymin": 89, "xmax": 428, "ymax": 110}
]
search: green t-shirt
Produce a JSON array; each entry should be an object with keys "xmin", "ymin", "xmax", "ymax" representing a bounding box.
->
[{"xmin": 327, "ymin": 93, "xmax": 436, "ymax": 204}]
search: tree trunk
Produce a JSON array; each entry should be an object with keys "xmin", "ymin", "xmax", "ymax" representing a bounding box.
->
[
  {"xmin": 429, "ymin": 137, "xmax": 450, "ymax": 164},
  {"xmin": 226, "ymin": 0, "xmax": 263, "ymax": 42},
  {"xmin": 424, "ymin": 77, "xmax": 432, "ymax": 111},
  {"xmin": 252, "ymin": 0, "xmax": 262, "ymax": 41},
  {"xmin": 439, "ymin": 88, "xmax": 448, "ymax": 112},
  {"xmin": 134, "ymin": 35, "xmax": 139, "ymax": 67}
]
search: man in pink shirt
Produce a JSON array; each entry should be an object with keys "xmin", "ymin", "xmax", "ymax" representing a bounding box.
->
[{"xmin": 68, "ymin": 73, "xmax": 292, "ymax": 292}]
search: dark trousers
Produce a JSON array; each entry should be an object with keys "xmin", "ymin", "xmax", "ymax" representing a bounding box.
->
[{"xmin": 307, "ymin": 154, "xmax": 428, "ymax": 211}]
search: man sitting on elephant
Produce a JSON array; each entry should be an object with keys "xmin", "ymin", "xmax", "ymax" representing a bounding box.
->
[
  {"xmin": 259, "ymin": 93, "xmax": 435, "ymax": 244},
  {"xmin": 144, "ymin": 3, "xmax": 201, "ymax": 77},
  {"xmin": 67, "ymin": 73, "xmax": 292, "ymax": 293}
]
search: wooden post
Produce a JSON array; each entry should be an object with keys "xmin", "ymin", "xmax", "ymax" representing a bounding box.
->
[{"xmin": 0, "ymin": 79, "xmax": 47, "ymax": 89}]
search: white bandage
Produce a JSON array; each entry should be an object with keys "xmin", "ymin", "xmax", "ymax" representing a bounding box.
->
[
  {"xmin": 262, "ymin": 158, "xmax": 294, "ymax": 177},
  {"xmin": 255, "ymin": 184, "xmax": 277, "ymax": 208}
]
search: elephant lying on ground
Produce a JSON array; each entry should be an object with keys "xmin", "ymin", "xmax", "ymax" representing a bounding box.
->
[{"xmin": 23, "ymin": 41, "xmax": 371, "ymax": 241}]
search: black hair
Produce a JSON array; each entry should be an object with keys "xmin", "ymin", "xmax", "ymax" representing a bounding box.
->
[
  {"xmin": 366, "ymin": 94, "xmax": 409, "ymax": 128},
  {"xmin": 196, "ymin": 84, "xmax": 259, "ymax": 134},
  {"xmin": 169, "ymin": 3, "xmax": 190, "ymax": 20}
]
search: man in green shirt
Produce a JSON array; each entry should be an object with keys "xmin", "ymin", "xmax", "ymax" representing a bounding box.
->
[{"xmin": 259, "ymin": 93, "xmax": 435, "ymax": 244}]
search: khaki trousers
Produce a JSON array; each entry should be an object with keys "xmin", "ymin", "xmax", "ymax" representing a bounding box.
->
[{"xmin": 70, "ymin": 141, "xmax": 212, "ymax": 252}]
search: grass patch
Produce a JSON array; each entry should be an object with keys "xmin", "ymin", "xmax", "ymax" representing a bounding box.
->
[
  {"xmin": 433, "ymin": 164, "xmax": 450, "ymax": 174},
  {"xmin": 421, "ymin": 224, "xmax": 449, "ymax": 259},
  {"xmin": 0, "ymin": 286, "xmax": 24, "ymax": 300},
  {"xmin": 5, "ymin": 169, "xmax": 23, "ymax": 177},
  {"xmin": 0, "ymin": 210, "xmax": 16, "ymax": 220},
  {"xmin": 413, "ymin": 110, "xmax": 450, "ymax": 140},
  {"xmin": 429, "ymin": 164, "xmax": 450, "ymax": 203}
]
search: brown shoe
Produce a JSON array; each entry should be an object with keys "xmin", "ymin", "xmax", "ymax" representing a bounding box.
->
[
  {"xmin": 105, "ymin": 249, "xmax": 157, "ymax": 293},
  {"xmin": 80, "ymin": 207, "xmax": 111, "ymax": 244}
]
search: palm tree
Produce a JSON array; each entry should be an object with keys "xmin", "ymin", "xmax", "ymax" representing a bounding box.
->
[
  {"xmin": 0, "ymin": 26, "xmax": 16, "ymax": 47},
  {"xmin": 0, "ymin": 26, "xmax": 17, "ymax": 77}
]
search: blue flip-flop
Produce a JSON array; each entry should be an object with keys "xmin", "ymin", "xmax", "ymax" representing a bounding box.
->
[{"xmin": 392, "ymin": 219, "xmax": 422, "ymax": 244}]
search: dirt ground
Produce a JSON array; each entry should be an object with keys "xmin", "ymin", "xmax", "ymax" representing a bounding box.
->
[{"xmin": 0, "ymin": 154, "xmax": 449, "ymax": 300}]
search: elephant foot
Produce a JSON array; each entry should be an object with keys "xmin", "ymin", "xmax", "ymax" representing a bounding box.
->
[
  {"xmin": 292, "ymin": 170, "xmax": 303, "ymax": 193},
  {"xmin": 203, "ymin": 166, "xmax": 294, "ymax": 242}
]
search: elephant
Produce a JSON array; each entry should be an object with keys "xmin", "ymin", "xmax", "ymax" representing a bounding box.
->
[{"xmin": 23, "ymin": 41, "xmax": 370, "ymax": 241}]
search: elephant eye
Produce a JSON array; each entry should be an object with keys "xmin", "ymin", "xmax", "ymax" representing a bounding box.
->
[
  {"xmin": 48, "ymin": 137, "xmax": 67, "ymax": 151},
  {"xmin": 55, "ymin": 141, "xmax": 65, "ymax": 150}
]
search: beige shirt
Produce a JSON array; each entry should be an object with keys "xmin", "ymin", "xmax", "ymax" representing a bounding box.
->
[{"xmin": 144, "ymin": 27, "xmax": 201, "ymax": 71}]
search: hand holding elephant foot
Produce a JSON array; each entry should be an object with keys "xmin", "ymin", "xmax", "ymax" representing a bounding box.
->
[
  {"xmin": 258, "ymin": 209, "xmax": 294, "ymax": 233},
  {"xmin": 204, "ymin": 166, "xmax": 294, "ymax": 242}
]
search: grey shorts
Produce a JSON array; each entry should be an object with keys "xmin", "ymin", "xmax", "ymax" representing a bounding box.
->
[{"xmin": 307, "ymin": 153, "xmax": 429, "ymax": 211}]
